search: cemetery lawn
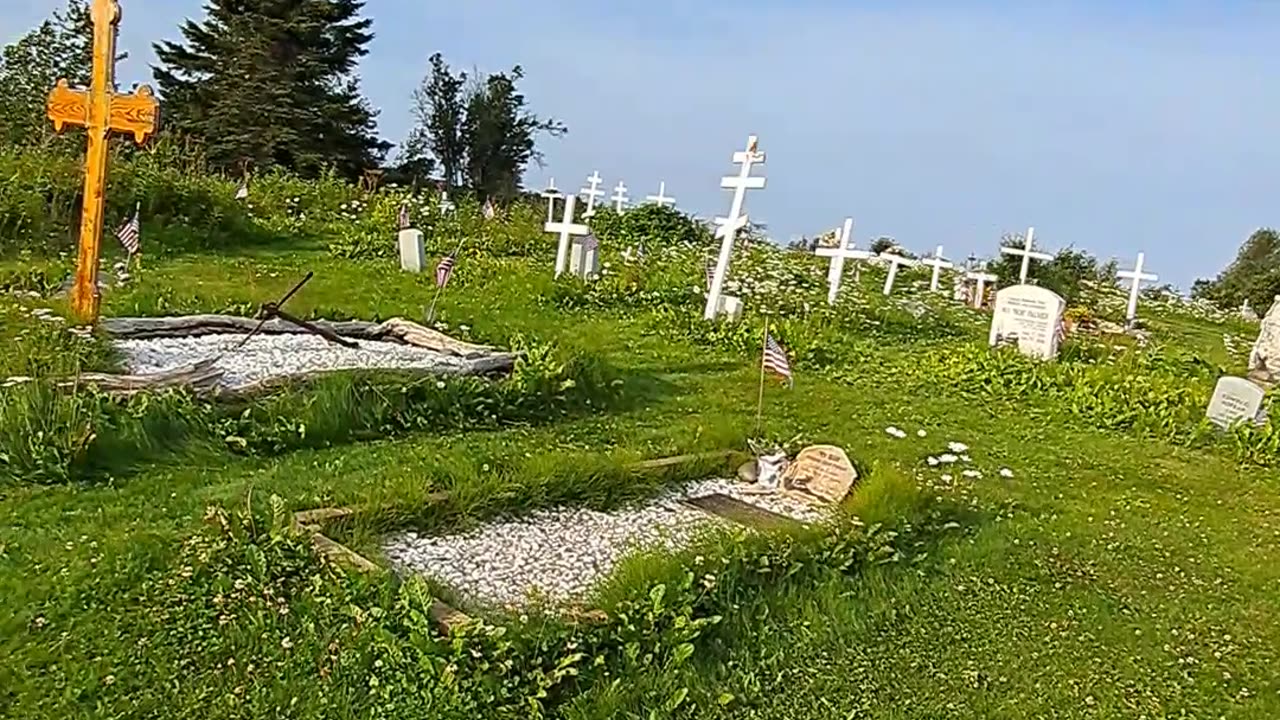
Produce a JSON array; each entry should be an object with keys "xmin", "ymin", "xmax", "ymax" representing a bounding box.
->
[{"xmin": 2, "ymin": 250, "xmax": 1279, "ymax": 719}]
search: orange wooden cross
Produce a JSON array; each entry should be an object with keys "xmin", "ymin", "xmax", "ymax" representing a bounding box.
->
[{"xmin": 47, "ymin": 0, "xmax": 159, "ymax": 322}]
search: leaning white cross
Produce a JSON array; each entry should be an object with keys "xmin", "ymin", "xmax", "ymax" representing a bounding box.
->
[
  {"xmin": 1000, "ymin": 226, "xmax": 1051, "ymax": 284},
  {"xmin": 581, "ymin": 171, "xmax": 605, "ymax": 218},
  {"xmin": 646, "ymin": 181, "xmax": 675, "ymax": 208},
  {"xmin": 966, "ymin": 268, "xmax": 998, "ymax": 308},
  {"xmin": 610, "ymin": 181, "xmax": 629, "ymax": 212},
  {"xmin": 545, "ymin": 195, "xmax": 589, "ymax": 277},
  {"xmin": 879, "ymin": 252, "xmax": 917, "ymax": 296},
  {"xmin": 540, "ymin": 178, "xmax": 562, "ymax": 223},
  {"xmin": 1117, "ymin": 252, "xmax": 1158, "ymax": 324},
  {"xmin": 815, "ymin": 217, "xmax": 873, "ymax": 305},
  {"xmin": 920, "ymin": 244, "xmax": 954, "ymax": 292},
  {"xmin": 704, "ymin": 135, "xmax": 766, "ymax": 320}
]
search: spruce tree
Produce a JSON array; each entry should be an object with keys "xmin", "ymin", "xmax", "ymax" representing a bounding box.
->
[{"xmin": 152, "ymin": 0, "xmax": 389, "ymax": 178}]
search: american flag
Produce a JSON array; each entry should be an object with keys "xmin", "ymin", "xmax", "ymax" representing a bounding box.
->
[
  {"xmin": 482, "ymin": 197, "xmax": 496, "ymax": 220},
  {"xmin": 398, "ymin": 202, "xmax": 411, "ymax": 230},
  {"xmin": 235, "ymin": 179, "xmax": 249, "ymax": 200},
  {"xmin": 763, "ymin": 331, "xmax": 793, "ymax": 386},
  {"xmin": 116, "ymin": 204, "xmax": 140, "ymax": 255},
  {"xmin": 435, "ymin": 254, "xmax": 455, "ymax": 288}
]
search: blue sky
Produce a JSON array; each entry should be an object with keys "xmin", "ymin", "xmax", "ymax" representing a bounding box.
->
[{"xmin": 5, "ymin": 1, "xmax": 1279, "ymax": 289}]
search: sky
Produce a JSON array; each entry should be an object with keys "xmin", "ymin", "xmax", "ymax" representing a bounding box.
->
[{"xmin": 5, "ymin": 1, "xmax": 1279, "ymax": 290}]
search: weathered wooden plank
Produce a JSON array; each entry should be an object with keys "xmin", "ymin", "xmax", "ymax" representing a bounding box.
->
[{"xmin": 681, "ymin": 493, "xmax": 802, "ymax": 531}]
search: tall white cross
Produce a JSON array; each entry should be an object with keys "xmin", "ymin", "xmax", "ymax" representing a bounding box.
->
[
  {"xmin": 540, "ymin": 178, "xmax": 562, "ymax": 223},
  {"xmin": 610, "ymin": 181, "xmax": 629, "ymax": 212},
  {"xmin": 1000, "ymin": 226, "xmax": 1051, "ymax": 284},
  {"xmin": 1117, "ymin": 252, "xmax": 1158, "ymax": 323},
  {"xmin": 581, "ymin": 171, "xmax": 605, "ymax": 218},
  {"xmin": 879, "ymin": 252, "xmax": 917, "ymax": 296},
  {"xmin": 920, "ymin": 244, "xmax": 954, "ymax": 292},
  {"xmin": 646, "ymin": 181, "xmax": 675, "ymax": 207},
  {"xmin": 966, "ymin": 268, "xmax": 998, "ymax": 308},
  {"xmin": 815, "ymin": 217, "xmax": 873, "ymax": 305},
  {"xmin": 545, "ymin": 195, "xmax": 589, "ymax": 277},
  {"xmin": 704, "ymin": 135, "xmax": 766, "ymax": 320}
]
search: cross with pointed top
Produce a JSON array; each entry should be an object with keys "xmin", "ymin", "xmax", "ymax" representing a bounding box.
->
[
  {"xmin": 705, "ymin": 135, "xmax": 767, "ymax": 320},
  {"xmin": 46, "ymin": 0, "xmax": 159, "ymax": 322},
  {"xmin": 581, "ymin": 171, "xmax": 605, "ymax": 217},
  {"xmin": 1000, "ymin": 226, "xmax": 1052, "ymax": 284}
]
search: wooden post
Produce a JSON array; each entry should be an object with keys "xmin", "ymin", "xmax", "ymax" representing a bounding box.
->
[{"xmin": 46, "ymin": 0, "xmax": 159, "ymax": 323}]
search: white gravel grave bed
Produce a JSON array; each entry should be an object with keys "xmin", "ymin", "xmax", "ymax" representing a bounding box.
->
[
  {"xmin": 383, "ymin": 479, "xmax": 835, "ymax": 609},
  {"xmin": 115, "ymin": 333, "xmax": 472, "ymax": 390}
]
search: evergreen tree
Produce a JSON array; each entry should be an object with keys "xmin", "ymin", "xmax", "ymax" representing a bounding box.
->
[
  {"xmin": 1194, "ymin": 228, "xmax": 1280, "ymax": 309},
  {"xmin": 0, "ymin": 0, "xmax": 92, "ymax": 146},
  {"xmin": 152, "ymin": 0, "xmax": 389, "ymax": 178}
]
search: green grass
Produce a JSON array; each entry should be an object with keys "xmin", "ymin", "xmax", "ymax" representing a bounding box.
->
[{"xmin": 2, "ymin": 245, "xmax": 1278, "ymax": 719}]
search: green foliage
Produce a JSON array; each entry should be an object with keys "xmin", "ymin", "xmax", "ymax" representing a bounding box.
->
[
  {"xmin": 588, "ymin": 204, "xmax": 708, "ymax": 251},
  {"xmin": 987, "ymin": 232, "xmax": 1115, "ymax": 306},
  {"xmin": 1193, "ymin": 227, "xmax": 1280, "ymax": 310},
  {"xmin": 0, "ymin": 0, "xmax": 91, "ymax": 147},
  {"xmin": 152, "ymin": 0, "xmax": 389, "ymax": 177}
]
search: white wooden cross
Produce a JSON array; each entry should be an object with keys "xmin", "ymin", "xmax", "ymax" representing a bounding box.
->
[
  {"xmin": 646, "ymin": 181, "xmax": 675, "ymax": 207},
  {"xmin": 815, "ymin": 217, "xmax": 872, "ymax": 305},
  {"xmin": 920, "ymin": 244, "xmax": 953, "ymax": 292},
  {"xmin": 704, "ymin": 135, "xmax": 766, "ymax": 320},
  {"xmin": 545, "ymin": 195, "xmax": 589, "ymax": 277},
  {"xmin": 999, "ymin": 226, "xmax": 1051, "ymax": 284},
  {"xmin": 1117, "ymin": 252, "xmax": 1158, "ymax": 324},
  {"xmin": 540, "ymin": 178, "xmax": 562, "ymax": 223},
  {"xmin": 581, "ymin": 170, "xmax": 605, "ymax": 218},
  {"xmin": 966, "ymin": 268, "xmax": 998, "ymax": 308},
  {"xmin": 439, "ymin": 190, "xmax": 455, "ymax": 214},
  {"xmin": 878, "ymin": 252, "xmax": 917, "ymax": 296},
  {"xmin": 610, "ymin": 181, "xmax": 629, "ymax": 212}
]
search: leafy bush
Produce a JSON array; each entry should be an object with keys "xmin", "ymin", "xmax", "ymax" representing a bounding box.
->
[{"xmin": 588, "ymin": 204, "xmax": 708, "ymax": 252}]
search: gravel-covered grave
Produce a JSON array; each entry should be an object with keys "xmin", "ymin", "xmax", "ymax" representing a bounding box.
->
[
  {"xmin": 116, "ymin": 333, "xmax": 475, "ymax": 391},
  {"xmin": 384, "ymin": 478, "xmax": 833, "ymax": 609}
]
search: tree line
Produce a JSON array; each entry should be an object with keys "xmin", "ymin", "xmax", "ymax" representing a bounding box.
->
[{"xmin": 0, "ymin": 0, "xmax": 563, "ymax": 200}]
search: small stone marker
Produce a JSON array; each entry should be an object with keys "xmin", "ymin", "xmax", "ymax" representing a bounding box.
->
[
  {"xmin": 715, "ymin": 294, "xmax": 744, "ymax": 321},
  {"xmin": 398, "ymin": 228, "xmax": 425, "ymax": 272},
  {"xmin": 781, "ymin": 445, "xmax": 857, "ymax": 505},
  {"xmin": 1206, "ymin": 376, "xmax": 1266, "ymax": 428},
  {"xmin": 610, "ymin": 181, "xmax": 629, "ymax": 212},
  {"xmin": 1248, "ymin": 296, "xmax": 1280, "ymax": 385},
  {"xmin": 815, "ymin": 217, "xmax": 873, "ymax": 305},
  {"xmin": 581, "ymin": 170, "xmax": 605, "ymax": 218},
  {"xmin": 966, "ymin": 269, "xmax": 999, "ymax": 309},
  {"xmin": 1000, "ymin": 227, "xmax": 1052, "ymax": 284},
  {"xmin": 989, "ymin": 284, "xmax": 1067, "ymax": 359},
  {"xmin": 920, "ymin": 245, "xmax": 954, "ymax": 292},
  {"xmin": 546, "ymin": 195, "xmax": 590, "ymax": 277},
  {"xmin": 569, "ymin": 233, "xmax": 601, "ymax": 278},
  {"xmin": 878, "ymin": 252, "xmax": 917, "ymax": 295},
  {"xmin": 646, "ymin": 180, "xmax": 676, "ymax": 207},
  {"xmin": 1117, "ymin": 252, "xmax": 1158, "ymax": 325}
]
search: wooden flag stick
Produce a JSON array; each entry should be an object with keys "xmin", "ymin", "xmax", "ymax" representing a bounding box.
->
[{"xmin": 755, "ymin": 318, "xmax": 768, "ymax": 435}]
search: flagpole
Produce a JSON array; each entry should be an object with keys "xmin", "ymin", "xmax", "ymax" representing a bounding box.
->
[
  {"xmin": 131, "ymin": 202, "xmax": 142, "ymax": 276},
  {"xmin": 756, "ymin": 318, "xmax": 768, "ymax": 435}
]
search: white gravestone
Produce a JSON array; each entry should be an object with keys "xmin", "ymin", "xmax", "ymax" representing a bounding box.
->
[
  {"xmin": 920, "ymin": 245, "xmax": 953, "ymax": 292},
  {"xmin": 581, "ymin": 171, "xmax": 605, "ymax": 218},
  {"xmin": 1000, "ymin": 227, "xmax": 1052, "ymax": 284},
  {"xmin": 815, "ymin": 217, "xmax": 873, "ymax": 305},
  {"xmin": 398, "ymin": 228, "xmax": 425, "ymax": 273},
  {"xmin": 610, "ymin": 181, "xmax": 629, "ymax": 212},
  {"xmin": 569, "ymin": 234, "xmax": 601, "ymax": 278},
  {"xmin": 989, "ymin": 284, "xmax": 1067, "ymax": 359},
  {"xmin": 540, "ymin": 179, "xmax": 562, "ymax": 223},
  {"xmin": 705, "ymin": 135, "xmax": 766, "ymax": 320},
  {"xmin": 878, "ymin": 252, "xmax": 917, "ymax": 296},
  {"xmin": 1117, "ymin": 252, "xmax": 1158, "ymax": 325},
  {"xmin": 967, "ymin": 269, "xmax": 998, "ymax": 309},
  {"xmin": 1206, "ymin": 377, "xmax": 1266, "ymax": 428},
  {"xmin": 646, "ymin": 181, "xmax": 675, "ymax": 208},
  {"xmin": 546, "ymin": 195, "xmax": 590, "ymax": 277},
  {"xmin": 716, "ymin": 295, "xmax": 744, "ymax": 321}
]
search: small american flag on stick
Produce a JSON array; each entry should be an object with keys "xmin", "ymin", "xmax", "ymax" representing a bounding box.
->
[
  {"xmin": 704, "ymin": 253, "xmax": 716, "ymax": 290},
  {"xmin": 398, "ymin": 202, "xmax": 411, "ymax": 230},
  {"xmin": 762, "ymin": 331, "xmax": 793, "ymax": 386},
  {"xmin": 116, "ymin": 203, "xmax": 141, "ymax": 256},
  {"xmin": 435, "ymin": 254, "xmax": 455, "ymax": 288}
]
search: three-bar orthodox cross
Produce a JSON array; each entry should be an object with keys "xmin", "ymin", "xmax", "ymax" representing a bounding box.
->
[{"xmin": 46, "ymin": 0, "xmax": 159, "ymax": 322}]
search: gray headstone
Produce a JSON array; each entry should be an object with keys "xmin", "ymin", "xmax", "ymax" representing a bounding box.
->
[
  {"xmin": 398, "ymin": 229, "xmax": 425, "ymax": 273},
  {"xmin": 569, "ymin": 235, "xmax": 601, "ymax": 278},
  {"xmin": 988, "ymin": 284, "xmax": 1067, "ymax": 360},
  {"xmin": 1206, "ymin": 376, "xmax": 1266, "ymax": 429}
]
